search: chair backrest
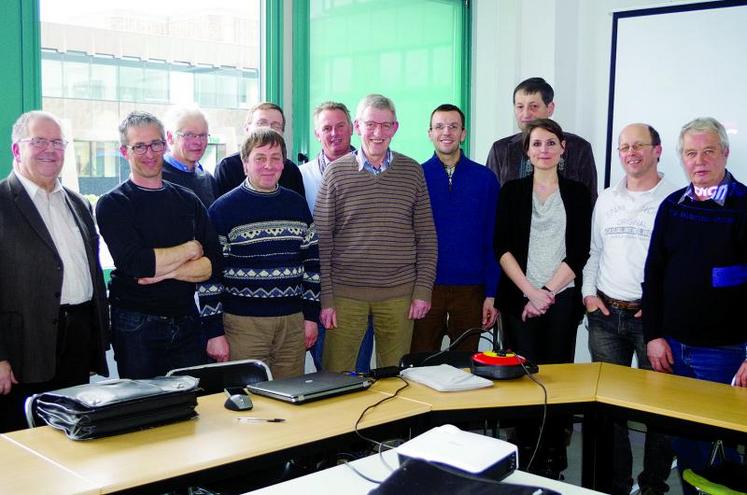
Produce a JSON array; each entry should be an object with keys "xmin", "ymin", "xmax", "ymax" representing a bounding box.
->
[
  {"xmin": 399, "ymin": 351, "xmax": 474, "ymax": 369},
  {"xmin": 167, "ymin": 359, "xmax": 273, "ymax": 396},
  {"xmin": 683, "ymin": 467, "xmax": 747, "ymax": 495}
]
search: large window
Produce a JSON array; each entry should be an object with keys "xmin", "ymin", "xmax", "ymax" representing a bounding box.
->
[
  {"xmin": 40, "ymin": 0, "xmax": 262, "ymax": 196},
  {"xmin": 305, "ymin": 0, "xmax": 468, "ymax": 162},
  {"xmin": 194, "ymin": 67, "xmax": 259, "ymax": 108}
]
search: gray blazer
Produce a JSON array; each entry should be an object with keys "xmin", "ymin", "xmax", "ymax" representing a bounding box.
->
[{"xmin": 0, "ymin": 171, "xmax": 109, "ymax": 383}]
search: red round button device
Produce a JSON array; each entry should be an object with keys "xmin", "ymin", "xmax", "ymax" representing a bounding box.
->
[
  {"xmin": 472, "ymin": 351, "xmax": 526, "ymax": 366},
  {"xmin": 470, "ymin": 351, "xmax": 538, "ymax": 380}
]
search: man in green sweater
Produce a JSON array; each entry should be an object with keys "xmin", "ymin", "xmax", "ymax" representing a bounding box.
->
[{"xmin": 315, "ymin": 94, "xmax": 438, "ymax": 372}]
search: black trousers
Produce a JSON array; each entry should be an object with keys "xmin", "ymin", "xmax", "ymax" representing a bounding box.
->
[
  {"xmin": 0, "ymin": 301, "xmax": 96, "ymax": 433},
  {"xmin": 502, "ymin": 288, "xmax": 581, "ymax": 476}
]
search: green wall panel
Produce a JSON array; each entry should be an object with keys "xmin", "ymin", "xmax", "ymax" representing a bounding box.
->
[
  {"xmin": 306, "ymin": 0, "xmax": 467, "ymax": 163},
  {"xmin": 0, "ymin": 0, "xmax": 40, "ymax": 177},
  {"xmin": 265, "ymin": 0, "xmax": 284, "ymax": 107}
]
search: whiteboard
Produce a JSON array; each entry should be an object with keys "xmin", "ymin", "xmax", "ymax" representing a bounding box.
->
[{"xmin": 606, "ymin": 1, "xmax": 747, "ymax": 189}]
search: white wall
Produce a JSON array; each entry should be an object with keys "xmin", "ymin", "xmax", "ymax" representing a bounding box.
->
[
  {"xmin": 471, "ymin": 0, "xmax": 697, "ymax": 182},
  {"xmin": 470, "ymin": 0, "xmax": 697, "ymax": 363}
]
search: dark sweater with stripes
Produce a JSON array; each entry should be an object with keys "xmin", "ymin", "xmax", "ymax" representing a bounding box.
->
[{"xmin": 315, "ymin": 151, "xmax": 438, "ymax": 307}]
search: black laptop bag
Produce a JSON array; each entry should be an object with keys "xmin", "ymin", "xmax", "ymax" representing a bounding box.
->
[{"xmin": 26, "ymin": 376, "xmax": 200, "ymax": 440}]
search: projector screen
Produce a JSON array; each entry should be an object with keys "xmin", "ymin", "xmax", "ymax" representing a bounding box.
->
[{"xmin": 606, "ymin": 1, "xmax": 747, "ymax": 189}]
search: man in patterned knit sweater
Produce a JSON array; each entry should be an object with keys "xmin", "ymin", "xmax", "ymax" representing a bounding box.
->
[
  {"xmin": 315, "ymin": 94, "xmax": 438, "ymax": 372},
  {"xmin": 199, "ymin": 128, "xmax": 319, "ymax": 379}
]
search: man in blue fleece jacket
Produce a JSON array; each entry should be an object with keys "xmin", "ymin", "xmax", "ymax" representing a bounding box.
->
[{"xmin": 412, "ymin": 104, "xmax": 500, "ymax": 353}]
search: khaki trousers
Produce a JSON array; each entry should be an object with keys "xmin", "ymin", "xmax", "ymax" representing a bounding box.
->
[
  {"xmin": 223, "ymin": 312, "xmax": 305, "ymax": 379},
  {"xmin": 323, "ymin": 296, "xmax": 412, "ymax": 372}
]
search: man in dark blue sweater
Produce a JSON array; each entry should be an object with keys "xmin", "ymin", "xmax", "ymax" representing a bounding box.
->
[
  {"xmin": 412, "ymin": 104, "xmax": 500, "ymax": 353},
  {"xmin": 96, "ymin": 111, "xmax": 225, "ymax": 379},
  {"xmin": 200, "ymin": 128, "xmax": 319, "ymax": 379},
  {"xmin": 643, "ymin": 117, "xmax": 747, "ymax": 491},
  {"xmin": 214, "ymin": 102, "xmax": 304, "ymax": 198}
]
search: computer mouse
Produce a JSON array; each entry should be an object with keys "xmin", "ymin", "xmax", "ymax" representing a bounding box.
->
[{"xmin": 224, "ymin": 393, "xmax": 253, "ymax": 411}]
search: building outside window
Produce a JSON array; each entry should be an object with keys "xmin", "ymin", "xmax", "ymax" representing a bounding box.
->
[{"xmin": 40, "ymin": 0, "xmax": 261, "ymax": 198}]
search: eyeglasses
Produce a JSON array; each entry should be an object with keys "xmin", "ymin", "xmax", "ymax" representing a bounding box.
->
[
  {"xmin": 18, "ymin": 137, "xmax": 68, "ymax": 151},
  {"xmin": 176, "ymin": 131, "xmax": 209, "ymax": 142},
  {"xmin": 127, "ymin": 140, "xmax": 166, "ymax": 155},
  {"xmin": 430, "ymin": 123, "xmax": 462, "ymax": 132},
  {"xmin": 362, "ymin": 120, "xmax": 396, "ymax": 132},
  {"xmin": 254, "ymin": 120, "xmax": 284, "ymax": 132},
  {"xmin": 618, "ymin": 143, "xmax": 654, "ymax": 153}
]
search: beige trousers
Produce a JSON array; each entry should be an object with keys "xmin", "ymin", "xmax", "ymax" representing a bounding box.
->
[
  {"xmin": 223, "ymin": 312, "xmax": 305, "ymax": 379},
  {"xmin": 323, "ymin": 296, "xmax": 412, "ymax": 372}
]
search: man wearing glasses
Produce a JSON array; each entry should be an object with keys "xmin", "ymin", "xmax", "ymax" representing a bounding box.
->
[
  {"xmin": 163, "ymin": 105, "xmax": 220, "ymax": 208},
  {"xmin": 582, "ymin": 123, "xmax": 675, "ymax": 495},
  {"xmin": 96, "ymin": 111, "xmax": 224, "ymax": 379},
  {"xmin": 411, "ymin": 104, "xmax": 500, "ymax": 355},
  {"xmin": 315, "ymin": 94, "xmax": 437, "ymax": 371},
  {"xmin": 214, "ymin": 101, "xmax": 305, "ymax": 198},
  {"xmin": 0, "ymin": 111, "xmax": 110, "ymax": 432},
  {"xmin": 298, "ymin": 101, "xmax": 375, "ymax": 372}
]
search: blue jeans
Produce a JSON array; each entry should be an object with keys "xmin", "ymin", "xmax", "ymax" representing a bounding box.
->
[
  {"xmin": 587, "ymin": 308, "xmax": 673, "ymax": 495},
  {"xmin": 111, "ymin": 307, "xmax": 207, "ymax": 379},
  {"xmin": 311, "ymin": 316, "xmax": 375, "ymax": 372},
  {"xmin": 355, "ymin": 320, "xmax": 375, "ymax": 373},
  {"xmin": 666, "ymin": 337, "xmax": 745, "ymax": 495}
]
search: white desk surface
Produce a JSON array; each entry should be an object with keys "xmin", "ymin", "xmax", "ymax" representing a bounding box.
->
[{"xmin": 247, "ymin": 449, "xmax": 603, "ymax": 495}]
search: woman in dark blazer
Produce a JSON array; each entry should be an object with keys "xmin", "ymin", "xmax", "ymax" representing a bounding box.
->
[{"xmin": 494, "ymin": 118, "xmax": 592, "ymax": 479}]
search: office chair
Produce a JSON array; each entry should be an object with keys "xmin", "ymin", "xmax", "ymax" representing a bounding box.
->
[
  {"xmin": 399, "ymin": 350, "xmax": 474, "ymax": 369},
  {"xmin": 682, "ymin": 441, "xmax": 747, "ymax": 494},
  {"xmin": 683, "ymin": 466, "xmax": 747, "ymax": 495},
  {"xmin": 168, "ymin": 360, "xmax": 275, "ymax": 495},
  {"xmin": 167, "ymin": 359, "xmax": 272, "ymax": 396}
]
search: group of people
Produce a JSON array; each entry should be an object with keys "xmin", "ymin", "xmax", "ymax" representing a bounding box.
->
[{"xmin": 1, "ymin": 76, "xmax": 745, "ymax": 494}]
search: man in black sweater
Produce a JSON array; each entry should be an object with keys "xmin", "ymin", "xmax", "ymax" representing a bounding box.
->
[
  {"xmin": 643, "ymin": 117, "xmax": 747, "ymax": 492},
  {"xmin": 214, "ymin": 102, "xmax": 304, "ymax": 198},
  {"xmin": 96, "ymin": 111, "xmax": 226, "ymax": 379}
]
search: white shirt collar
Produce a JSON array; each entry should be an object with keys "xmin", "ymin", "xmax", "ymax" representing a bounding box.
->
[{"xmin": 15, "ymin": 170, "xmax": 62, "ymax": 199}]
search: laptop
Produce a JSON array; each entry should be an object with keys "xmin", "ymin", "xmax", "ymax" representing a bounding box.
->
[{"xmin": 246, "ymin": 371, "xmax": 374, "ymax": 404}]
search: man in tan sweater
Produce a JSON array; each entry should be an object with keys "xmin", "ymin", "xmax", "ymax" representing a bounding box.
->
[{"xmin": 315, "ymin": 94, "xmax": 437, "ymax": 371}]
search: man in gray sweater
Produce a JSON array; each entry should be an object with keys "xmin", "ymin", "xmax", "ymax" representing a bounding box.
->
[{"xmin": 315, "ymin": 94, "xmax": 437, "ymax": 372}]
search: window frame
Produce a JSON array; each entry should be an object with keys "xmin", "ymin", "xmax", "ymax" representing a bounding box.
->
[
  {"xmin": 1, "ymin": 0, "xmax": 469, "ymax": 178},
  {"xmin": 1, "ymin": 0, "xmax": 282, "ymax": 178}
]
